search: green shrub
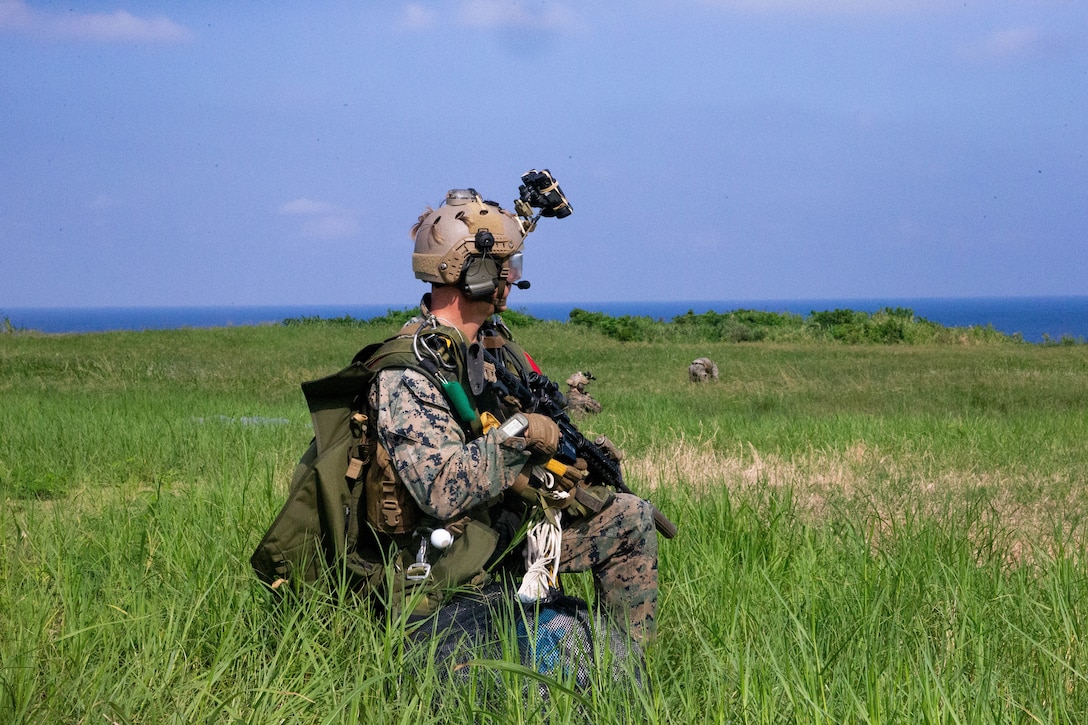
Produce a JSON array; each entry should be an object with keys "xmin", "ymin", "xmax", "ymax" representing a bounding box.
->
[
  {"xmin": 568, "ymin": 309, "xmax": 660, "ymax": 342},
  {"xmin": 568, "ymin": 306, "xmax": 1030, "ymax": 345},
  {"xmin": 281, "ymin": 307, "xmax": 421, "ymax": 328}
]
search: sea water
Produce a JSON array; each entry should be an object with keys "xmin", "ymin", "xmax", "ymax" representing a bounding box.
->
[{"xmin": 4, "ymin": 297, "xmax": 1087, "ymax": 343}]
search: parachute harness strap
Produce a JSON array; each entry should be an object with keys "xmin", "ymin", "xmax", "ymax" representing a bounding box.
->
[{"xmin": 412, "ymin": 314, "xmax": 462, "ymax": 382}]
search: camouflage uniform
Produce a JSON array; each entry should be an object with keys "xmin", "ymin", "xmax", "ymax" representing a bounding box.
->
[
  {"xmin": 371, "ymin": 348, "xmax": 658, "ymax": 644},
  {"xmin": 688, "ymin": 357, "xmax": 719, "ymax": 383},
  {"xmin": 565, "ymin": 372, "xmax": 603, "ymax": 416}
]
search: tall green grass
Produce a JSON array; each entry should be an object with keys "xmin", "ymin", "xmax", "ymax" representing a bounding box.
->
[{"xmin": 2, "ymin": 320, "xmax": 1088, "ymax": 722}]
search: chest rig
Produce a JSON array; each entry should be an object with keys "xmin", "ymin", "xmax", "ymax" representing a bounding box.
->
[
  {"xmin": 358, "ymin": 316, "xmax": 529, "ymax": 533},
  {"xmin": 349, "ymin": 316, "xmax": 538, "ymax": 616}
]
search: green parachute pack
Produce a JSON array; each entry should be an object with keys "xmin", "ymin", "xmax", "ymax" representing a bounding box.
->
[{"xmin": 249, "ymin": 336, "xmax": 424, "ymax": 594}]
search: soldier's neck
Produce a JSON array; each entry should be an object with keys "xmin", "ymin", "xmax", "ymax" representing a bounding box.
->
[{"xmin": 427, "ymin": 286, "xmax": 494, "ymax": 341}]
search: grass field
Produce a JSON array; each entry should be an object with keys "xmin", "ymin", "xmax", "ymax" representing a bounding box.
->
[{"xmin": 2, "ymin": 319, "xmax": 1088, "ymax": 723}]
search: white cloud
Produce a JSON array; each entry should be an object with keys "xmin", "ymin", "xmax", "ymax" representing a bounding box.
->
[
  {"xmin": 279, "ymin": 198, "xmax": 340, "ymax": 216},
  {"xmin": 299, "ymin": 215, "xmax": 361, "ymax": 240},
  {"xmin": 400, "ymin": 3, "xmax": 437, "ymax": 30},
  {"xmin": 0, "ymin": 0, "xmax": 192, "ymax": 43},
  {"xmin": 278, "ymin": 198, "xmax": 360, "ymax": 240},
  {"xmin": 397, "ymin": 0, "xmax": 581, "ymax": 32},
  {"xmin": 455, "ymin": 0, "xmax": 579, "ymax": 29},
  {"xmin": 693, "ymin": 0, "xmax": 941, "ymax": 17},
  {"xmin": 962, "ymin": 26, "xmax": 1055, "ymax": 61},
  {"xmin": 0, "ymin": 0, "xmax": 31, "ymax": 29},
  {"xmin": 87, "ymin": 194, "xmax": 117, "ymax": 210}
]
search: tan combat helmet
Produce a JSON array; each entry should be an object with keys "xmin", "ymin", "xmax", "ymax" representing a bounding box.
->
[
  {"xmin": 411, "ymin": 189, "xmax": 527, "ymax": 286},
  {"xmin": 566, "ymin": 371, "xmax": 594, "ymax": 391}
]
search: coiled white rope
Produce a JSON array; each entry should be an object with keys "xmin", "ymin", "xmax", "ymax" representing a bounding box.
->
[{"xmin": 517, "ymin": 510, "xmax": 563, "ymax": 603}]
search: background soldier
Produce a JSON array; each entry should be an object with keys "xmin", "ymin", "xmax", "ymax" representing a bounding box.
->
[
  {"xmin": 688, "ymin": 357, "xmax": 719, "ymax": 383},
  {"xmin": 565, "ymin": 371, "xmax": 602, "ymax": 416}
]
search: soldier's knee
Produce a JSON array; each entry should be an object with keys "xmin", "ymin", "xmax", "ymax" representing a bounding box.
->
[{"xmin": 610, "ymin": 492, "xmax": 655, "ymax": 538}]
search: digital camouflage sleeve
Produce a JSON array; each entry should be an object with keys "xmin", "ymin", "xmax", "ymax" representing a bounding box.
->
[{"xmin": 371, "ymin": 368, "xmax": 529, "ymax": 519}]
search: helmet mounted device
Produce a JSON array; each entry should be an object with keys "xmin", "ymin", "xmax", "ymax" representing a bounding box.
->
[{"xmin": 410, "ymin": 170, "xmax": 572, "ymax": 302}]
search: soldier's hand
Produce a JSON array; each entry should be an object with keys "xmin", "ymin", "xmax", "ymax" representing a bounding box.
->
[
  {"xmin": 522, "ymin": 413, "xmax": 559, "ymax": 461},
  {"xmin": 556, "ymin": 457, "xmax": 588, "ymax": 491}
]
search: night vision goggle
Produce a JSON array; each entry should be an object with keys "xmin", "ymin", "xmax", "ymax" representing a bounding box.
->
[{"xmin": 456, "ymin": 169, "xmax": 570, "ymax": 302}]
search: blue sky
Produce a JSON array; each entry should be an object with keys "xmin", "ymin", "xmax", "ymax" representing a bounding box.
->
[{"xmin": 2, "ymin": 0, "xmax": 1085, "ymax": 309}]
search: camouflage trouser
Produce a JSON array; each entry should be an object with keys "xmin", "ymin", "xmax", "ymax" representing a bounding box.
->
[{"xmin": 559, "ymin": 492, "xmax": 659, "ymax": 645}]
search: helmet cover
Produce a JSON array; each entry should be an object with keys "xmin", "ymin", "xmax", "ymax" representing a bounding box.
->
[{"xmin": 411, "ymin": 189, "xmax": 526, "ymax": 285}]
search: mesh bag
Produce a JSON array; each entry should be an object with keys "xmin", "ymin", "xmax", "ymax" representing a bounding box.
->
[{"xmin": 405, "ymin": 582, "xmax": 644, "ymax": 697}]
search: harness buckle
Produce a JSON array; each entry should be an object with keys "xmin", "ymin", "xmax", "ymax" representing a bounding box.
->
[
  {"xmin": 405, "ymin": 535, "xmax": 432, "ymax": 581},
  {"xmin": 405, "ymin": 562, "xmax": 432, "ymax": 581}
]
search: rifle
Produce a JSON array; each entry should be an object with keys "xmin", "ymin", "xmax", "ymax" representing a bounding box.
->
[{"xmin": 482, "ymin": 348, "xmax": 678, "ymax": 539}]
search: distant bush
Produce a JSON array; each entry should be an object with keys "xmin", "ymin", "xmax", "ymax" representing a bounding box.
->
[
  {"xmin": 496, "ymin": 308, "xmax": 546, "ymax": 327},
  {"xmin": 568, "ymin": 309, "xmax": 661, "ymax": 342},
  {"xmin": 805, "ymin": 307, "xmax": 942, "ymax": 343},
  {"xmin": 671, "ymin": 309, "xmax": 805, "ymax": 342},
  {"xmin": 1041, "ymin": 333, "xmax": 1086, "ymax": 346},
  {"xmin": 281, "ymin": 307, "xmax": 421, "ymax": 328},
  {"xmin": 278, "ymin": 305, "xmax": 1054, "ymax": 345},
  {"xmin": 568, "ymin": 306, "xmax": 1028, "ymax": 345},
  {"xmin": 281, "ymin": 306, "xmax": 547, "ymax": 330}
]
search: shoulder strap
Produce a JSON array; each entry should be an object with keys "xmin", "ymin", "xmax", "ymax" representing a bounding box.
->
[{"xmin": 299, "ymin": 336, "xmax": 427, "ymax": 455}]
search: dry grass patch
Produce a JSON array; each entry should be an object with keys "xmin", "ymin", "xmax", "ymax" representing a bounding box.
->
[{"xmin": 626, "ymin": 438, "xmax": 1088, "ymax": 565}]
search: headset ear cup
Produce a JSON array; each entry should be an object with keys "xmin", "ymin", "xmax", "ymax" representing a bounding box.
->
[{"xmin": 459, "ymin": 255, "xmax": 504, "ymax": 300}]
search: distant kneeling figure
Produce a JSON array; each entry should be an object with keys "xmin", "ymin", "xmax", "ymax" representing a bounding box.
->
[
  {"xmin": 688, "ymin": 357, "xmax": 719, "ymax": 383},
  {"xmin": 565, "ymin": 371, "xmax": 602, "ymax": 416}
]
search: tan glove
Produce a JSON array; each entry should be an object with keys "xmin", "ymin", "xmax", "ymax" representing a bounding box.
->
[
  {"xmin": 522, "ymin": 413, "xmax": 560, "ymax": 461},
  {"xmin": 556, "ymin": 457, "xmax": 588, "ymax": 491}
]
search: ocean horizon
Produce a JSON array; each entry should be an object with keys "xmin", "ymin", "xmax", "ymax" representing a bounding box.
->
[{"xmin": 3, "ymin": 296, "xmax": 1087, "ymax": 344}]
